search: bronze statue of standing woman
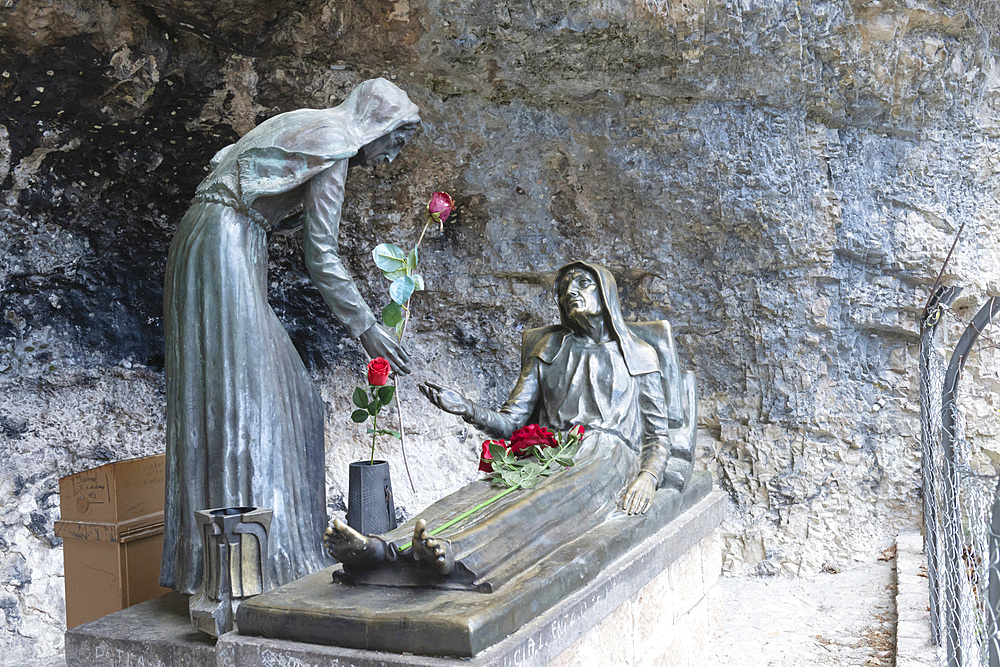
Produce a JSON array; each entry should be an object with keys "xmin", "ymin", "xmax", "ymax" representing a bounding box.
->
[{"xmin": 160, "ymin": 78, "xmax": 420, "ymax": 594}]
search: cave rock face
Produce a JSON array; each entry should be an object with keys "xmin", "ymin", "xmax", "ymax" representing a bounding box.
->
[{"xmin": 3, "ymin": 0, "xmax": 1000, "ymax": 659}]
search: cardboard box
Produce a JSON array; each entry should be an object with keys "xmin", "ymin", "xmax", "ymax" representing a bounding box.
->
[{"xmin": 54, "ymin": 454, "xmax": 171, "ymax": 628}]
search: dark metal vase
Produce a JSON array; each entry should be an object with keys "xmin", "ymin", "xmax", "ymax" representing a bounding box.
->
[
  {"xmin": 189, "ymin": 506, "xmax": 272, "ymax": 637},
  {"xmin": 347, "ymin": 461, "xmax": 397, "ymax": 535}
]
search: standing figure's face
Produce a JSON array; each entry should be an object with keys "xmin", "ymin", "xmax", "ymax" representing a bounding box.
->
[
  {"xmin": 355, "ymin": 124, "xmax": 418, "ymax": 166},
  {"xmin": 558, "ymin": 269, "xmax": 603, "ymax": 320}
]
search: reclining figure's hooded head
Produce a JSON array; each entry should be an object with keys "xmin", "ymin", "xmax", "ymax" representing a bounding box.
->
[{"xmin": 554, "ymin": 261, "xmax": 658, "ymax": 376}]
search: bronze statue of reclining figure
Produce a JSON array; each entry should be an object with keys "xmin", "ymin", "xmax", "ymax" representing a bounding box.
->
[{"xmin": 324, "ymin": 260, "xmax": 698, "ymax": 592}]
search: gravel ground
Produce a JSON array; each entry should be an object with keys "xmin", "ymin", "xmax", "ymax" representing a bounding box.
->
[{"xmin": 707, "ymin": 556, "xmax": 898, "ymax": 666}]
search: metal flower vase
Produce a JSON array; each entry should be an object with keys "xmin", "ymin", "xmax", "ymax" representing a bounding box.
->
[
  {"xmin": 189, "ymin": 506, "xmax": 272, "ymax": 637},
  {"xmin": 347, "ymin": 460, "xmax": 397, "ymax": 535}
]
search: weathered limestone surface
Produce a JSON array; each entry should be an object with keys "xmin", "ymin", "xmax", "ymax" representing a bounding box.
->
[{"xmin": 2, "ymin": 0, "xmax": 1000, "ymax": 660}]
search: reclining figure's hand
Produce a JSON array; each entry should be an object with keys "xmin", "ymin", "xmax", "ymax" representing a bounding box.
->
[
  {"xmin": 419, "ymin": 381, "xmax": 473, "ymax": 418},
  {"xmin": 621, "ymin": 472, "xmax": 656, "ymax": 516}
]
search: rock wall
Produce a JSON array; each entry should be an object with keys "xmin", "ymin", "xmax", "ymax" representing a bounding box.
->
[{"xmin": 2, "ymin": 0, "xmax": 1000, "ymax": 659}]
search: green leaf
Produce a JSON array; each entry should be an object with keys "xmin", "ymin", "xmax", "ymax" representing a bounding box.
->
[
  {"xmin": 521, "ymin": 461, "xmax": 543, "ymax": 477},
  {"xmin": 389, "ymin": 275, "xmax": 416, "ymax": 304},
  {"xmin": 368, "ymin": 401, "xmax": 379, "ymax": 416},
  {"xmin": 352, "ymin": 387, "xmax": 368, "ymax": 409},
  {"xmin": 500, "ymin": 469, "xmax": 521, "ymax": 488},
  {"xmin": 406, "ymin": 247, "xmax": 418, "ymax": 271},
  {"xmin": 351, "ymin": 409, "xmax": 369, "ymax": 423},
  {"xmin": 377, "ymin": 385, "xmax": 396, "ymax": 404},
  {"xmin": 385, "ymin": 429, "xmax": 401, "ymax": 439},
  {"xmin": 395, "ymin": 321, "xmax": 405, "ymax": 339},
  {"xmin": 382, "ymin": 301, "xmax": 403, "ymax": 327},
  {"xmin": 372, "ymin": 243, "xmax": 406, "ymax": 271},
  {"xmin": 488, "ymin": 443, "xmax": 508, "ymax": 461},
  {"xmin": 412, "ymin": 273, "xmax": 425, "ymax": 291},
  {"xmin": 382, "ymin": 267, "xmax": 409, "ymax": 281},
  {"xmin": 554, "ymin": 456, "xmax": 575, "ymax": 467}
]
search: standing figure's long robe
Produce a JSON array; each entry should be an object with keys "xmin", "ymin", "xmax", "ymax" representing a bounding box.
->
[{"xmin": 160, "ymin": 79, "xmax": 420, "ymax": 594}]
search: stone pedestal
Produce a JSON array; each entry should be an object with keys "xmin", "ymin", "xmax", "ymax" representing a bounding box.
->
[
  {"xmin": 64, "ymin": 592, "xmax": 216, "ymax": 666},
  {"xmin": 66, "ymin": 491, "xmax": 728, "ymax": 666}
]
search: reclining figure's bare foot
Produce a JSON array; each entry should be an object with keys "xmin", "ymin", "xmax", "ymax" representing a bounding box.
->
[
  {"xmin": 411, "ymin": 518, "xmax": 455, "ymax": 575},
  {"xmin": 324, "ymin": 518, "xmax": 388, "ymax": 566}
]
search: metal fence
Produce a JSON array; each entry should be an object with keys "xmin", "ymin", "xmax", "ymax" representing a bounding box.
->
[{"xmin": 919, "ymin": 286, "xmax": 1000, "ymax": 666}]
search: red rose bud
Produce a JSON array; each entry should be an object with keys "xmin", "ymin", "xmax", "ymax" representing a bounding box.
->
[
  {"xmin": 509, "ymin": 424, "xmax": 558, "ymax": 457},
  {"xmin": 427, "ymin": 191, "xmax": 455, "ymax": 227},
  {"xmin": 572, "ymin": 425, "xmax": 585, "ymax": 437},
  {"xmin": 367, "ymin": 357, "xmax": 391, "ymax": 386},
  {"xmin": 479, "ymin": 440, "xmax": 504, "ymax": 473}
]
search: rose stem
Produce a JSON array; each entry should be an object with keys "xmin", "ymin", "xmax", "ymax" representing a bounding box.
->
[
  {"xmin": 398, "ymin": 213, "xmax": 433, "ymax": 340},
  {"xmin": 396, "ymin": 486, "xmax": 519, "ymax": 552},
  {"xmin": 414, "ymin": 211, "xmax": 433, "ymax": 251},
  {"xmin": 391, "ymin": 374, "xmax": 416, "ymax": 493},
  {"xmin": 390, "ymin": 212, "xmax": 436, "ymax": 495},
  {"xmin": 370, "ymin": 392, "xmax": 378, "ymax": 466}
]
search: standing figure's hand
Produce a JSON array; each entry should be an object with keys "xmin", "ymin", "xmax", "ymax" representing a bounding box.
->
[
  {"xmin": 419, "ymin": 381, "xmax": 473, "ymax": 419},
  {"xmin": 359, "ymin": 324, "xmax": 411, "ymax": 374},
  {"xmin": 621, "ymin": 472, "xmax": 656, "ymax": 516}
]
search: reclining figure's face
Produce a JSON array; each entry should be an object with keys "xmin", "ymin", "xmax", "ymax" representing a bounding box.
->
[{"xmin": 558, "ymin": 268, "xmax": 603, "ymax": 321}]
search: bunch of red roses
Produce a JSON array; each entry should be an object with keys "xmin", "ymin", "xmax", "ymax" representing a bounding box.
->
[
  {"xmin": 479, "ymin": 424, "xmax": 585, "ymax": 490},
  {"xmin": 392, "ymin": 421, "xmax": 582, "ymax": 553}
]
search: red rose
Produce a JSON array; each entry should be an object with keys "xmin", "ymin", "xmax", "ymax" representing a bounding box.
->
[
  {"xmin": 427, "ymin": 192, "xmax": 455, "ymax": 225},
  {"xmin": 572, "ymin": 425, "xmax": 585, "ymax": 437},
  {"xmin": 509, "ymin": 424, "xmax": 557, "ymax": 457},
  {"xmin": 479, "ymin": 439, "xmax": 505, "ymax": 473},
  {"xmin": 367, "ymin": 357, "xmax": 391, "ymax": 386}
]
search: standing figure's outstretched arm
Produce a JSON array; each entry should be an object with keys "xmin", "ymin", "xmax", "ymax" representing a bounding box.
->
[{"xmin": 302, "ymin": 161, "xmax": 410, "ymax": 373}]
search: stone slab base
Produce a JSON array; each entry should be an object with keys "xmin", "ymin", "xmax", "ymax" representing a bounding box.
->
[
  {"xmin": 227, "ymin": 489, "xmax": 727, "ymax": 667},
  {"xmin": 65, "ymin": 491, "xmax": 727, "ymax": 666},
  {"xmin": 237, "ymin": 473, "xmax": 714, "ymax": 657}
]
